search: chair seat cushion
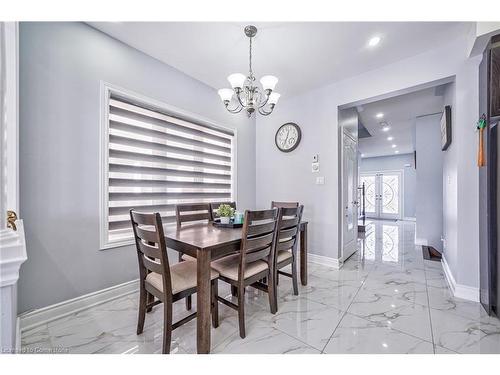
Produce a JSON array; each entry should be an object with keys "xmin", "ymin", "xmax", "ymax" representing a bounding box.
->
[
  {"xmin": 145, "ymin": 261, "xmax": 218, "ymax": 295},
  {"xmin": 181, "ymin": 254, "xmax": 196, "ymax": 262},
  {"xmin": 211, "ymin": 253, "xmax": 268, "ymax": 281},
  {"xmin": 277, "ymin": 250, "xmax": 293, "ymax": 263}
]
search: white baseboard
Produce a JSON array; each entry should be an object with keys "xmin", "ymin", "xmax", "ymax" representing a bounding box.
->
[
  {"xmin": 308, "ymin": 253, "xmax": 341, "ymax": 269},
  {"xmin": 415, "ymin": 238, "xmax": 428, "ymax": 246},
  {"xmin": 441, "ymin": 256, "xmax": 479, "ymax": 302},
  {"xmin": 403, "ymin": 217, "xmax": 416, "ymax": 222},
  {"xmin": 19, "ymin": 279, "xmax": 139, "ymax": 332}
]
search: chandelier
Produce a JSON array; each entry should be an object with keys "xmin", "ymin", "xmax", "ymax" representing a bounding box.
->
[{"xmin": 218, "ymin": 25, "xmax": 280, "ymax": 117}]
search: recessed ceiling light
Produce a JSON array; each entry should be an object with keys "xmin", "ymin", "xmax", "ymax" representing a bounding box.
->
[
  {"xmin": 387, "ymin": 136, "xmax": 394, "ymax": 141},
  {"xmin": 391, "ymin": 144, "xmax": 397, "ymax": 148},
  {"xmin": 361, "ymin": 153, "xmax": 365, "ymax": 157},
  {"xmin": 395, "ymin": 150, "xmax": 400, "ymax": 154},
  {"xmin": 368, "ymin": 36, "xmax": 381, "ymax": 47},
  {"xmin": 382, "ymin": 126, "xmax": 390, "ymax": 132},
  {"xmin": 376, "ymin": 112, "xmax": 384, "ymax": 119}
]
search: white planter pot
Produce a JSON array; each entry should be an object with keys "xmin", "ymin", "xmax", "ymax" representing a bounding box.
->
[{"xmin": 220, "ymin": 217, "xmax": 230, "ymax": 224}]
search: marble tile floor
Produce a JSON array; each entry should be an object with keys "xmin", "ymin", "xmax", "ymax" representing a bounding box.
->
[{"xmin": 21, "ymin": 220, "xmax": 500, "ymax": 354}]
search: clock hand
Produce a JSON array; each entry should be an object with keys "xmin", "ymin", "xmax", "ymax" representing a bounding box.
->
[{"xmin": 282, "ymin": 128, "xmax": 290, "ymax": 147}]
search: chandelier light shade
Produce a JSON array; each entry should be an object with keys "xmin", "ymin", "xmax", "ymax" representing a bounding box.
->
[
  {"xmin": 260, "ymin": 75, "xmax": 278, "ymax": 92},
  {"xmin": 218, "ymin": 25, "xmax": 280, "ymax": 117},
  {"xmin": 217, "ymin": 88, "xmax": 234, "ymax": 102},
  {"xmin": 227, "ymin": 73, "xmax": 246, "ymax": 89}
]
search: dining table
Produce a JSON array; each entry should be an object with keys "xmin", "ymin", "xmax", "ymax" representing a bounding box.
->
[{"xmin": 164, "ymin": 220, "xmax": 308, "ymax": 354}]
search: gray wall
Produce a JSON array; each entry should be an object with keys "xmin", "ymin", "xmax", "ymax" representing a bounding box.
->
[
  {"xmin": 442, "ymin": 82, "xmax": 458, "ymax": 266},
  {"xmin": 18, "ymin": 22, "xmax": 256, "ymax": 312},
  {"xmin": 415, "ymin": 113, "xmax": 444, "ymax": 250},
  {"xmin": 359, "ymin": 153, "xmax": 416, "ymax": 218}
]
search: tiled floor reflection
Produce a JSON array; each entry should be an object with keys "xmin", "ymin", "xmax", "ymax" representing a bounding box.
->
[{"xmin": 21, "ymin": 220, "xmax": 500, "ymax": 354}]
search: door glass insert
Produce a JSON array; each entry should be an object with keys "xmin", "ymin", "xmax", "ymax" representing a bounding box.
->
[
  {"xmin": 381, "ymin": 174, "xmax": 399, "ymax": 215},
  {"xmin": 360, "ymin": 175, "xmax": 376, "ymax": 214}
]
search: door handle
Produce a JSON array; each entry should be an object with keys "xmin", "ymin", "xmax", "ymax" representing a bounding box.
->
[{"xmin": 7, "ymin": 210, "xmax": 17, "ymax": 231}]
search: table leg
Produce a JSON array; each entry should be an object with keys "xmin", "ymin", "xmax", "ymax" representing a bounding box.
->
[
  {"xmin": 300, "ymin": 224, "xmax": 308, "ymax": 286},
  {"xmin": 196, "ymin": 249, "xmax": 211, "ymax": 354}
]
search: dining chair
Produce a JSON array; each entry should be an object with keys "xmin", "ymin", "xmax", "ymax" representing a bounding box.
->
[
  {"xmin": 209, "ymin": 201, "xmax": 237, "ymax": 221},
  {"xmin": 211, "ymin": 208, "xmax": 279, "ymax": 338},
  {"xmin": 270, "ymin": 201, "xmax": 300, "ymax": 285},
  {"xmin": 175, "ymin": 203, "xmax": 212, "ymax": 226},
  {"xmin": 130, "ymin": 210, "xmax": 219, "ymax": 354},
  {"xmin": 274, "ymin": 205, "xmax": 304, "ymax": 298},
  {"xmin": 271, "ymin": 201, "xmax": 299, "ymax": 209},
  {"xmin": 175, "ymin": 203, "xmax": 212, "ymax": 309}
]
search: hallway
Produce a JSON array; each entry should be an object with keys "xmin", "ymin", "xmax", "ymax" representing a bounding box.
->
[{"xmin": 21, "ymin": 220, "xmax": 500, "ymax": 354}]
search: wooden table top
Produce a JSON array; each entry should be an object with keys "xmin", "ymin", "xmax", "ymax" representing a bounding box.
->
[
  {"xmin": 164, "ymin": 222, "xmax": 242, "ymax": 251},
  {"xmin": 164, "ymin": 221, "xmax": 308, "ymax": 252}
]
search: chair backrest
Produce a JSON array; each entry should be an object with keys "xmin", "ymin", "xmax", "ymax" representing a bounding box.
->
[
  {"xmin": 130, "ymin": 210, "xmax": 171, "ymax": 294},
  {"xmin": 175, "ymin": 203, "xmax": 211, "ymax": 227},
  {"xmin": 271, "ymin": 201, "xmax": 299, "ymax": 209},
  {"xmin": 238, "ymin": 208, "xmax": 279, "ymax": 281},
  {"xmin": 209, "ymin": 201, "xmax": 237, "ymax": 221},
  {"xmin": 275, "ymin": 205, "xmax": 304, "ymax": 258}
]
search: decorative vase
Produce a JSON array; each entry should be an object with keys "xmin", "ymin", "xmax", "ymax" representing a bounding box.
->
[{"xmin": 220, "ymin": 216, "xmax": 230, "ymax": 224}]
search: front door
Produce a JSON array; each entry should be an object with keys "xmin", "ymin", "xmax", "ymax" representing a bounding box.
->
[
  {"xmin": 342, "ymin": 131, "xmax": 358, "ymax": 259},
  {"xmin": 360, "ymin": 171, "xmax": 402, "ymax": 220}
]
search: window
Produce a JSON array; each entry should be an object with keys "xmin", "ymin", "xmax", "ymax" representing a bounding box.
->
[{"xmin": 100, "ymin": 85, "xmax": 235, "ymax": 249}]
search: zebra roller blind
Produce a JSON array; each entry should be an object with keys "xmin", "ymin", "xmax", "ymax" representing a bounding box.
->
[{"xmin": 103, "ymin": 93, "xmax": 234, "ymax": 247}]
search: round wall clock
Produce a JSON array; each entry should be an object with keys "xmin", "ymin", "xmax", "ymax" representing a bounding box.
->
[{"xmin": 275, "ymin": 122, "xmax": 302, "ymax": 152}]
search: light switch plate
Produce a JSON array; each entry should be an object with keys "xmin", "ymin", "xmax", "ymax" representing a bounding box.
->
[
  {"xmin": 312, "ymin": 162, "xmax": 320, "ymax": 173},
  {"xmin": 316, "ymin": 176, "xmax": 325, "ymax": 185},
  {"xmin": 312, "ymin": 154, "xmax": 319, "ymax": 163}
]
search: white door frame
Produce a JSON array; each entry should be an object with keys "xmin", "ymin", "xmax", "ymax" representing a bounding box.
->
[
  {"xmin": 360, "ymin": 169, "xmax": 404, "ymax": 220},
  {"xmin": 0, "ymin": 21, "xmax": 26, "ymax": 352}
]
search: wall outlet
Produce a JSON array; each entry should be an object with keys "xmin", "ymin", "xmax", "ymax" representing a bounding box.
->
[
  {"xmin": 316, "ymin": 176, "xmax": 325, "ymax": 185},
  {"xmin": 312, "ymin": 162, "xmax": 320, "ymax": 173}
]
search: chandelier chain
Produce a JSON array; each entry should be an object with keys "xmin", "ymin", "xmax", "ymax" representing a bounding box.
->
[{"xmin": 249, "ymin": 36, "xmax": 253, "ymax": 76}]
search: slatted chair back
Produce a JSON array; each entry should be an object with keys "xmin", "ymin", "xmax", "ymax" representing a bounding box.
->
[
  {"xmin": 271, "ymin": 201, "xmax": 299, "ymax": 209},
  {"xmin": 130, "ymin": 210, "xmax": 172, "ymax": 296},
  {"xmin": 238, "ymin": 209, "xmax": 279, "ymax": 280},
  {"xmin": 275, "ymin": 205, "xmax": 304, "ymax": 256},
  {"xmin": 175, "ymin": 203, "xmax": 211, "ymax": 227},
  {"xmin": 209, "ymin": 201, "xmax": 237, "ymax": 221}
]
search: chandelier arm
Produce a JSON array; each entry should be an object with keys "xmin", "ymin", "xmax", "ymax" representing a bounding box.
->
[
  {"xmin": 258, "ymin": 94, "xmax": 270, "ymax": 109},
  {"xmin": 226, "ymin": 102, "xmax": 243, "ymax": 114},
  {"xmin": 258, "ymin": 106, "xmax": 273, "ymax": 116},
  {"xmin": 235, "ymin": 90, "xmax": 247, "ymax": 107}
]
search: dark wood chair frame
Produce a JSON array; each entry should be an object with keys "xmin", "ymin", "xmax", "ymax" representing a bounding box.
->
[
  {"xmin": 209, "ymin": 201, "xmax": 237, "ymax": 221},
  {"xmin": 271, "ymin": 201, "xmax": 299, "ymax": 209},
  {"xmin": 130, "ymin": 210, "xmax": 219, "ymax": 354},
  {"xmin": 274, "ymin": 205, "xmax": 304, "ymax": 297},
  {"xmin": 213, "ymin": 208, "xmax": 279, "ymax": 338},
  {"xmin": 271, "ymin": 201, "xmax": 300, "ymax": 286},
  {"xmin": 175, "ymin": 203, "xmax": 212, "ymax": 311}
]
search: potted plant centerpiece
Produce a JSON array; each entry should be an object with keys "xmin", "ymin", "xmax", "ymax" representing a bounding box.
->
[{"xmin": 217, "ymin": 204, "xmax": 235, "ymax": 224}]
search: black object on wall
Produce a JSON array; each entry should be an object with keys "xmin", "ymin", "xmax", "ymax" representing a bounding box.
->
[{"xmin": 479, "ymin": 34, "xmax": 500, "ymax": 317}]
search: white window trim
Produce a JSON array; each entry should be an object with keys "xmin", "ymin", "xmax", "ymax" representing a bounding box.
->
[{"xmin": 99, "ymin": 81, "xmax": 238, "ymax": 250}]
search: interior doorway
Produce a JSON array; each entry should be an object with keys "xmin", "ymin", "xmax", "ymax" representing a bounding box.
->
[{"xmin": 338, "ymin": 76, "xmax": 455, "ymax": 265}]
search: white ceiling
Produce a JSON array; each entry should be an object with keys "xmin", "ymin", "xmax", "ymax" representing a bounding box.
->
[
  {"xmin": 88, "ymin": 22, "xmax": 470, "ymax": 97},
  {"xmin": 357, "ymin": 85, "xmax": 448, "ymax": 158}
]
